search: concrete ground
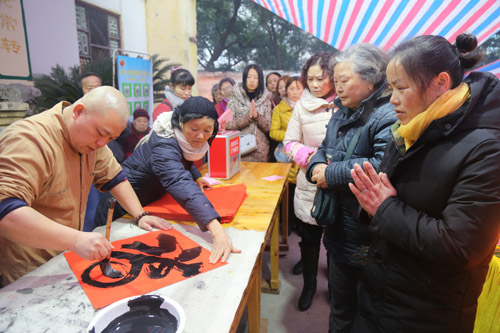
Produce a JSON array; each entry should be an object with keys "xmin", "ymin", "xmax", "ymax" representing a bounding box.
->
[{"xmin": 237, "ymin": 231, "xmax": 330, "ymax": 332}]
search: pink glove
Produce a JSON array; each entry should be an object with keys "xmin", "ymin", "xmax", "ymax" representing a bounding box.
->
[{"xmin": 285, "ymin": 142, "xmax": 316, "ymax": 167}]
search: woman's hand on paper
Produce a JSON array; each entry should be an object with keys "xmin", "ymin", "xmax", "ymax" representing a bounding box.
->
[
  {"xmin": 206, "ymin": 219, "xmax": 241, "ymax": 263},
  {"xmin": 138, "ymin": 215, "xmax": 173, "ymax": 232},
  {"xmin": 196, "ymin": 177, "xmax": 212, "ymax": 191}
]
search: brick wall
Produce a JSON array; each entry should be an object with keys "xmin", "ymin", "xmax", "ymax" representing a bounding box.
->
[
  {"xmin": 197, "ymin": 70, "xmax": 300, "ymax": 102},
  {"xmin": 197, "ymin": 71, "xmax": 241, "ymax": 102}
]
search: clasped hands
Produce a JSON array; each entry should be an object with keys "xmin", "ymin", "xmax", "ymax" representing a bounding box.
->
[
  {"xmin": 348, "ymin": 161, "xmax": 397, "ymax": 217},
  {"xmin": 247, "ymin": 100, "xmax": 259, "ymax": 122}
]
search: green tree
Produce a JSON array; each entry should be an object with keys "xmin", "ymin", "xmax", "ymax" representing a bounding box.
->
[
  {"xmin": 196, "ymin": 0, "xmax": 337, "ymax": 72},
  {"xmin": 476, "ymin": 31, "xmax": 500, "ymax": 67},
  {"xmin": 197, "ymin": 0, "xmax": 245, "ymax": 71},
  {"xmin": 248, "ymin": 2, "xmax": 337, "ymax": 70}
]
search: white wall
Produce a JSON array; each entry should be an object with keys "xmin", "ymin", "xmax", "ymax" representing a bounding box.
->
[
  {"xmin": 81, "ymin": 0, "xmax": 121, "ymax": 12},
  {"xmin": 80, "ymin": 0, "xmax": 148, "ymax": 55},
  {"xmin": 120, "ymin": 0, "xmax": 147, "ymax": 54},
  {"xmin": 22, "ymin": 0, "xmax": 80, "ymax": 75},
  {"xmin": 1, "ymin": 0, "xmax": 148, "ymax": 82}
]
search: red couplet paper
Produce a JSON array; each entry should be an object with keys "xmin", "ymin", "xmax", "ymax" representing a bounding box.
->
[
  {"xmin": 64, "ymin": 229, "xmax": 226, "ymax": 309},
  {"xmin": 144, "ymin": 183, "xmax": 247, "ymax": 223}
]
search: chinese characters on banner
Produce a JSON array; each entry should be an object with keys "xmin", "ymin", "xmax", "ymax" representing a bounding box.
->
[
  {"xmin": 0, "ymin": 0, "xmax": 31, "ymax": 80},
  {"xmin": 116, "ymin": 55, "xmax": 154, "ymax": 121}
]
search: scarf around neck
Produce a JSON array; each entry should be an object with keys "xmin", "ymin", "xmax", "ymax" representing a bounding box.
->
[
  {"xmin": 398, "ymin": 82, "xmax": 470, "ymax": 150},
  {"xmin": 164, "ymin": 86, "xmax": 185, "ymax": 109},
  {"xmin": 138, "ymin": 111, "xmax": 209, "ymax": 161},
  {"xmin": 287, "ymin": 98, "xmax": 297, "ymax": 109}
]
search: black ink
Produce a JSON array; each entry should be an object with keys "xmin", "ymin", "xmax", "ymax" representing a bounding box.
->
[
  {"xmin": 157, "ymin": 233, "xmax": 178, "ymax": 253},
  {"xmin": 99, "ymin": 257, "xmax": 124, "ymax": 278},
  {"xmin": 177, "ymin": 246, "xmax": 202, "ymax": 262},
  {"xmin": 81, "ymin": 233, "xmax": 203, "ymax": 288},
  {"xmin": 91, "ymin": 295, "xmax": 178, "ymax": 333},
  {"xmin": 175, "ymin": 261, "xmax": 203, "ymax": 278}
]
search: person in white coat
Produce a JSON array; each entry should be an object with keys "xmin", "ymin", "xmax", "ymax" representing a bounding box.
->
[{"xmin": 283, "ymin": 52, "xmax": 336, "ymax": 311}]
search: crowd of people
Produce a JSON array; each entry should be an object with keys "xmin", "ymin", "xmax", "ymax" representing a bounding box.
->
[{"xmin": 1, "ymin": 32, "xmax": 499, "ymax": 332}]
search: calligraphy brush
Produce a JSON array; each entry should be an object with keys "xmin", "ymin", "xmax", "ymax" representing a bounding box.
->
[{"xmin": 99, "ymin": 198, "xmax": 123, "ymax": 278}]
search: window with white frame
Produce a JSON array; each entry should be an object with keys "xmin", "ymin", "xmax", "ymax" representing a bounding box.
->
[{"xmin": 75, "ymin": 2, "xmax": 121, "ymax": 65}]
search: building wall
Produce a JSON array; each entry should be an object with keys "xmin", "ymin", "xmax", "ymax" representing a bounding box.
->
[
  {"xmin": 0, "ymin": 0, "xmax": 80, "ymax": 85},
  {"xmin": 82, "ymin": 0, "xmax": 148, "ymax": 54},
  {"xmin": 145, "ymin": 0, "xmax": 198, "ymax": 95},
  {"xmin": 1, "ymin": 0, "xmax": 197, "ymax": 97}
]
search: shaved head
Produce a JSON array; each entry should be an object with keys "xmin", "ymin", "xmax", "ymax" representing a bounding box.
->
[
  {"xmin": 77, "ymin": 86, "xmax": 129, "ymax": 124},
  {"xmin": 65, "ymin": 86, "xmax": 130, "ymax": 154}
]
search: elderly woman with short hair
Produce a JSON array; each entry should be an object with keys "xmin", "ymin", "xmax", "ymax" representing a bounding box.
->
[{"xmin": 306, "ymin": 44, "xmax": 397, "ymax": 332}]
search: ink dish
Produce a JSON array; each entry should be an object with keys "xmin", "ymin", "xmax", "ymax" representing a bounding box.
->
[{"xmin": 87, "ymin": 295, "xmax": 185, "ymax": 333}]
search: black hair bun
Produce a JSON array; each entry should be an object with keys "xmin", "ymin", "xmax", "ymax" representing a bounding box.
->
[
  {"xmin": 455, "ymin": 33, "xmax": 478, "ymax": 54},
  {"xmin": 455, "ymin": 33, "xmax": 482, "ymax": 70}
]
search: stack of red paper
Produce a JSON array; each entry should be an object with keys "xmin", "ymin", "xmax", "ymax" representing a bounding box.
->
[{"xmin": 144, "ymin": 184, "xmax": 247, "ymax": 223}]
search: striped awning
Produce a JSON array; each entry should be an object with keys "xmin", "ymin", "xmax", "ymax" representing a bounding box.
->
[
  {"xmin": 251, "ymin": 0, "xmax": 500, "ymax": 51},
  {"xmin": 472, "ymin": 59, "xmax": 500, "ymax": 78}
]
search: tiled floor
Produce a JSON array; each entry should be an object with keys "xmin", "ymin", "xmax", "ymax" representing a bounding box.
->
[{"xmin": 238, "ymin": 231, "xmax": 330, "ymax": 332}]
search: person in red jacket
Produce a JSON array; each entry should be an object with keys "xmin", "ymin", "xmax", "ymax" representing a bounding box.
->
[
  {"xmin": 153, "ymin": 68, "xmax": 195, "ymax": 122},
  {"xmin": 121, "ymin": 108, "xmax": 151, "ymax": 159}
]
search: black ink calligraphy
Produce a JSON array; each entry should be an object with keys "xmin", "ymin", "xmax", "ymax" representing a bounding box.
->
[{"xmin": 81, "ymin": 233, "xmax": 203, "ymax": 288}]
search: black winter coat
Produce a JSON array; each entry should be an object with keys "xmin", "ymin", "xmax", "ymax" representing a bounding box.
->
[
  {"xmin": 122, "ymin": 131, "xmax": 220, "ymax": 231},
  {"xmin": 306, "ymin": 83, "xmax": 396, "ymax": 266},
  {"xmin": 353, "ymin": 72, "xmax": 500, "ymax": 332}
]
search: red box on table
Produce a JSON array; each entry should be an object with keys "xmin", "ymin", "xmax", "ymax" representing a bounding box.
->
[{"xmin": 208, "ymin": 130, "xmax": 240, "ymax": 179}]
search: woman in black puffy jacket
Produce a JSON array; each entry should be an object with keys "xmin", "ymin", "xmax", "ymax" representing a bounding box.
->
[
  {"xmin": 96, "ymin": 97, "xmax": 240, "ymax": 263},
  {"xmin": 350, "ymin": 33, "xmax": 500, "ymax": 332}
]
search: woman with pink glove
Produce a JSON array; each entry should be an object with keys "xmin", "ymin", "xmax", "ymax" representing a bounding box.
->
[{"xmin": 283, "ymin": 52, "xmax": 336, "ymax": 311}]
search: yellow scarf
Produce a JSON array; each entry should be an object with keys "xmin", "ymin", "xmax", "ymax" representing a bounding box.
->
[{"xmin": 398, "ymin": 82, "xmax": 470, "ymax": 150}]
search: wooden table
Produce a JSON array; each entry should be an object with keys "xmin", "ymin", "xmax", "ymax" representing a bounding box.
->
[
  {"xmin": 199, "ymin": 162, "xmax": 291, "ymax": 290},
  {"xmin": 0, "ymin": 162, "xmax": 290, "ymax": 333},
  {"xmin": 198, "ymin": 161, "xmax": 291, "ymax": 330}
]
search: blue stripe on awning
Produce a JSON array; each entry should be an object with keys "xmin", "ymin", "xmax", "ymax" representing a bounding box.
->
[
  {"xmin": 331, "ymin": 0, "xmax": 350, "ymax": 46},
  {"xmin": 297, "ymin": 0, "xmax": 306, "ymax": 30},
  {"xmin": 477, "ymin": 60, "xmax": 500, "ymax": 72},
  {"xmin": 402, "ymin": 0, "xmax": 443, "ymax": 42},
  {"xmin": 278, "ymin": 0, "xmax": 291, "ymax": 23},
  {"xmin": 374, "ymin": 0, "xmax": 410, "ymax": 46},
  {"xmin": 317, "ymin": 0, "xmax": 326, "ymax": 39},
  {"xmin": 267, "ymin": 0, "xmax": 277, "ymax": 14},
  {"xmin": 472, "ymin": 5, "xmax": 500, "ymax": 35},
  {"xmin": 350, "ymin": 0, "xmax": 380, "ymax": 45},
  {"xmin": 251, "ymin": 0, "xmax": 500, "ymax": 51},
  {"xmin": 438, "ymin": 0, "xmax": 479, "ymax": 36}
]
